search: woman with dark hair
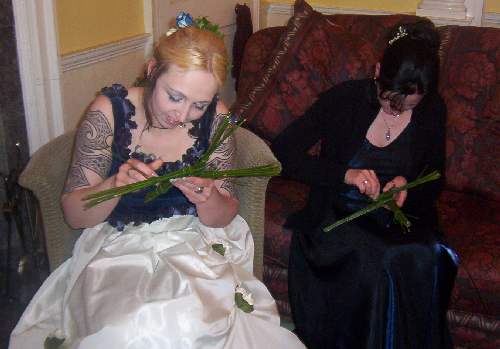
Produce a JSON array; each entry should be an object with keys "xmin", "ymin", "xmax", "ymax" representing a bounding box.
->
[{"xmin": 272, "ymin": 21, "xmax": 457, "ymax": 349}]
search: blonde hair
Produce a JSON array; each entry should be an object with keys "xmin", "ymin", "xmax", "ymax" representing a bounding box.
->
[{"xmin": 143, "ymin": 27, "xmax": 228, "ymax": 126}]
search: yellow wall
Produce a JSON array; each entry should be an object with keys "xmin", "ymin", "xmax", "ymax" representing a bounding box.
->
[
  {"xmin": 55, "ymin": 0, "xmax": 145, "ymax": 55},
  {"xmin": 262, "ymin": 0, "xmax": 419, "ymax": 13},
  {"xmin": 485, "ymin": 0, "xmax": 500, "ymax": 12}
]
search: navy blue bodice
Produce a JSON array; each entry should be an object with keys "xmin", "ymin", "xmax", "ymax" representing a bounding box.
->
[
  {"xmin": 333, "ymin": 123, "xmax": 414, "ymax": 228},
  {"xmin": 101, "ymin": 84, "xmax": 215, "ymax": 230}
]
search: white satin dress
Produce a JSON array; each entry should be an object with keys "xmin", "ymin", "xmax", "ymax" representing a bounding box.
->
[{"xmin": 9, "ymin": 215, "xmax": 305, "ymax": 348}]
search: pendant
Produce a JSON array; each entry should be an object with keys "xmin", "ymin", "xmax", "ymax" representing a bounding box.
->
[{"xmin": 385, "ymin": 129, "xmax": 391, "ymax": 141}]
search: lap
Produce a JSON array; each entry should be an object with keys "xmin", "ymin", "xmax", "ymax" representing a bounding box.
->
[{"xmin": 288, "ymin": 210, "xmax": 456, "ymax": 349}]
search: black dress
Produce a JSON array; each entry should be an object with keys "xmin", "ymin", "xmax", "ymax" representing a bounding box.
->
[{"xmin": 272, "ymin": 79, "xmax": 457, "ymax": 349}]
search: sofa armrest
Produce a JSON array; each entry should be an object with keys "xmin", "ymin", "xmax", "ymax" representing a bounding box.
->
[
  {"xmin": 18, "ymin": 131, "xmax": 81, "ymax": 271},
  {"xmin": 233, "ymin": 127, "xmax": 280, "ymax": 280}
]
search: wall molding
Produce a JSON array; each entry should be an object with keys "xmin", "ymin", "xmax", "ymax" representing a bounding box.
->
[
  {"xmin": 422, "ymin": 15, "xmax": 474, "ymax": 26},
  {"xmin": 61, "ymin": 34, "xmax": 151, "ymax": 72},
  {"xmin": 267, "ymin": 3, "xmax": 398, "ymax": 17},
  {"xmin": 483, "ymin": 12, "xmax": 500, "ymax": 27},
  {"xmin": 266, "ymin": 2, "xmax": 497, "ymax": 27}
]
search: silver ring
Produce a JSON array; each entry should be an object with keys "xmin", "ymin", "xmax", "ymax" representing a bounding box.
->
[
  {"xmin": 362, "ymin": 180, "xmax": 368, "ymax": 185},
  {"xmin": 194, "ymin": 186, "xmax": 204, "ymax": 194}
]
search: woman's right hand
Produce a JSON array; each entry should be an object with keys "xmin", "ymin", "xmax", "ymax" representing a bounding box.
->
[
  {"xmin": 344, "ymin": 169, "xmax": 380, "ymax": 200},
  {"xmin": 114, "ymin": 158, "xmax": 163, "ymax": 187}
]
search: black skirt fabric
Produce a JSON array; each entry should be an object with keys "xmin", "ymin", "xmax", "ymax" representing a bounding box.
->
[{"xmin": 288, "ymin": 210, "xmax": 457, "ymax": 349}]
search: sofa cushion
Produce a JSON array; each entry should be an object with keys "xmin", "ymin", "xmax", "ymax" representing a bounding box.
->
[
  {"xmin": 237, "ymin": 26, "xmax": 284, "ymax": 99},
  {"xmin": 232, "ymin": 0, "xmax": 378, "ymax": 142},
  {"xmin": 263, "ymin": 176, "xmax": 310, "ymax": 318},
  {"xmin": 264, "ymin": 177, "xmax": 310, "ymax": 269},
  {"xmin": 437, "ymin": 190, "xmax": 500, "ymax": 317},
  {"xmin": 438, "ymin": 26, "xmax": 500, "ymax": 202}
]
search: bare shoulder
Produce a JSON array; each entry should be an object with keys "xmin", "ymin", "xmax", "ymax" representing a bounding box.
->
[
  {"xmin": 126, "ymin": 86, "xmax": 144, "ymax": 109},
  {"xmin": 85, "ymin": 94, "xmax": 114, "ymax": 129}
]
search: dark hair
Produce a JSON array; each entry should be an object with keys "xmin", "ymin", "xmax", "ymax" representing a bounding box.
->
[{"xmin": 377, "ymin": 20, "xmax": 440, "ymax": 111}]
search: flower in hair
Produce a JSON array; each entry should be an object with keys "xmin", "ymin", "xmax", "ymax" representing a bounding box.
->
[
  {"xmin": 176, "ymin": 12, "xmax": 194, "ymax": 28},
  {"xmin": 165, "ymin": 12, "xmax": 225, "ymax": 39},
  {"xmin": 388, "ymin": 26, "xmax": 408, "ymax": 45}
]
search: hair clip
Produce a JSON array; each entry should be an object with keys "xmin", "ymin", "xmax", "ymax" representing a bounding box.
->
[{"xmin": 388, "ymin": 26, "xmax": 408, "ymax": 45}]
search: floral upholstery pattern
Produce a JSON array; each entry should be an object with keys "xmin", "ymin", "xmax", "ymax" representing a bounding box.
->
[
  {"xmin": 232, "ymin": 0, "xmax": 378, "ymax": 142},
  {"xmin": 438, "ymin": 26, "xmax": 500, "ymax": 202},
  {"xmin": 263, "ymin": 177, "xmax": 309, "ymax": 316},
  {"xmin": 234, "ymin": 0, "xmax": 499, "ymax": 345},
  {"xmin": 237, "ymin": 27, "xmax": 283, "ymax": 99}
]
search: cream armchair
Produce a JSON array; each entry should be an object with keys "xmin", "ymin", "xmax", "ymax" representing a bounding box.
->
[{"xmin": 19, "ymin": 127, "xmax": 277, "ymax": 280}]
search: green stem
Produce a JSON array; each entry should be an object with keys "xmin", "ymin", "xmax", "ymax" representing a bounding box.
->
[
  {"xmin": 82, "ymin": 113, "xmax": 270, "ymax": 208},
  {"xmin": 83, "ymin": 163, "xmax": 280, "ymax": 208},
  {"xmin": 323, "ymin": 170, "xmax": 440, "ymax": 233}
]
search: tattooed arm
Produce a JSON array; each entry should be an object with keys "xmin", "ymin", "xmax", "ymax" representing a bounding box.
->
[
  {"xmin": 206, "ymin": 111, "xmax": 237, "ymax": 197},
  {"xmin": 61, "ymin": 95, "xmax": 123, "ymax": 228},
  {"xmin": 172, "ymin": 102, "xmax": 239, "ymax": 227}
]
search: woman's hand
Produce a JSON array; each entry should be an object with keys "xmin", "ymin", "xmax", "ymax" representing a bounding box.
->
[
  {"xmin": 344, "ymin": 169, "xmax": 381, "ymax": 200},
  {"xmin": 114, "ymin": 158, "xmax": 163, "ymax": 187},
  {"xmin": 382, "ymin": 176, "xmax": 408, "ymax": 207},
  {"xmin": 170, "ymin": 176, "xmax": 216, "ymax": 204}
]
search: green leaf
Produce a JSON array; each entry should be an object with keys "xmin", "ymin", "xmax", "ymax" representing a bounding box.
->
[
  {"xmin": 387, "ymin": 201, "xmax": 411, "ymax": 233},
  {"xmin": 44, "ymin": 336, "xmax": 65, "ymax": 349},
  {"xmin": 235, "ymin": 292, "xmax": 254, "ymax": 313},
  {"xmin": 323, "ymin": 170, "xmax": 440, "ymax": 233},
  {"xmin": 212, "ymin": 243, "xmax": 225, "ymax": 256}
]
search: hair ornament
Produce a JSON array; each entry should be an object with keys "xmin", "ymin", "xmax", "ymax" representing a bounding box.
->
[
  {"xmin": 164, "ymin": 12, "xmax": 224, "ymax": 39},
  {"xmin": 165, "ymin": 28, "xmax": 177, "ymax": 37},
  {"xmin": 388, "ymin": 26, "xmax": 408, "ymax": 45},
  {"xmin": 176, "ymin": 12, "xmax": 194, "ymax": 28}
]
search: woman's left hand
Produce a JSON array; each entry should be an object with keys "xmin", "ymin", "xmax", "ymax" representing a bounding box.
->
[
  {"xmin": 170, "ymin": 176, "xmax": 216, "ymax": 204},
  {"xmin": 382, "ymin": 176, "xmax": 408, "ymax": 207}
]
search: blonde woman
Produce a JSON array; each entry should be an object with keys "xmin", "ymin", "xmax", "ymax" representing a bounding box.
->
[{"xmin": 10, "ymin": 15, "xmax": 305, "ymax": 349}]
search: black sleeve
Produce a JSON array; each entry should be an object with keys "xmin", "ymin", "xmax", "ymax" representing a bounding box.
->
[
  {"xmin": 271, "ymin": 87, "xmax": 349, "ymax": 187},
  {"xmin": 404, "ymin": 94, "xmax": 447, "ymax": 223}
]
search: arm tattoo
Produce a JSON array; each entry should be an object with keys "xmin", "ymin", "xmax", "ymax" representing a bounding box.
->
[
  {"xmin": 64, "ymin": 110, "xmax": 113, "ymax": 193},
  {"xmin": 207, "ymin": 115, "xmax": 236, "ymax": 196}
]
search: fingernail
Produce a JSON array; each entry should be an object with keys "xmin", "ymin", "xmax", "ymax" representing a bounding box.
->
[{"xmin": 169, "ymin": 178, "xmax": 178, "ymax": 183}]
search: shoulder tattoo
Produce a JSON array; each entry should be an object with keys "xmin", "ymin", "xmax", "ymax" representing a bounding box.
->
[{"xmin": 64, "ymin": 110, "xmax": 113, "ymax": 192}]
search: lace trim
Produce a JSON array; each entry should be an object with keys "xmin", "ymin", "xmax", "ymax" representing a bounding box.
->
[
  {"xmin": 101, "ymin": 84, "xmax": 208, "ymax": 175},
  {"xmin": 101, "ymin": 84, "xmax": 137, "ymax": 163},
  {"xmin": 131, "ymin": 118, "xmax": 205, "ymax": 175}
]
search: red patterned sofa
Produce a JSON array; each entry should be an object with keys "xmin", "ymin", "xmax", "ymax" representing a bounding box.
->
[{"xmin": 231, "ymin": 1, "xmax": 499, "ymax": 348}]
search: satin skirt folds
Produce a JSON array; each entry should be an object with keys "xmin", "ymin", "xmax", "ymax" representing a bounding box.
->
[{"xmin": 10, "ymin": 215, "xmax": 305, "ymax": 349}]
